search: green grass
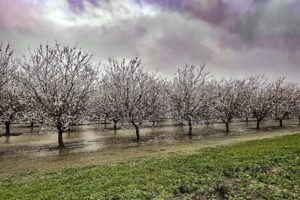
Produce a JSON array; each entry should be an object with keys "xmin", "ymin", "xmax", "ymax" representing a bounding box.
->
[{"xmin": 0, "ymin": 134, "xmax": 299, "ymax": 200}]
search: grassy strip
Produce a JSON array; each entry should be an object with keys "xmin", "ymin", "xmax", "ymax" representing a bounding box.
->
[{"xmin": 0, "ymin": 134, "xmax": 299, "ymax": 200}]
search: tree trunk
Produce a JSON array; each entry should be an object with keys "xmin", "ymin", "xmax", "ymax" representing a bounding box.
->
[
  {"xmin": 131, "ymin": 121, "xmax": 141, "ymax": 141},
  {"xmin": 225, "ymin": 122, "xmax": 230, "ymax": 134},
  {"xmin": 135, "ymin": 126, "xmax": 140, "ymax": 141},
  {"xmin": 279, "ymin": 119, "xmax": 283, "ymax": 127},
  {"xmin": 152, "ymin": 121, "xmax": 155, "ymax": 127},
  {"xmin": 188, "ymin": 120, "xmax": 192, "ymax": 135},
  {"xmin": 298, "ymin": 116, "xmax": 300, "ymax": 126},
  {"xmin": 256, "ymin": 119, "xmax": 261, "ymax": 129},
  {"xmin": 5, "ymin": 121, "xmax": 11, "ymax": 136},
  {"xmin": 30, "ymin": 121, "xmax": 34, "ymax": 133},
  {"xmin": 205, "ymin": 121, "xmax": 209, "ymax": 127},
  {"xmin": 113, "ymin": 120, "xmax": 117, "ymax": 130},
  {"xmin": 58, "ymin": 129, "xmax": 65, "ymax": 148},
  {"xmin": 104, "ymin": 117, "xmax": 107, "ymax": 129},
  {"xmin": 246, "ymin": 117, "xmax": 249, "ymax": 122}
]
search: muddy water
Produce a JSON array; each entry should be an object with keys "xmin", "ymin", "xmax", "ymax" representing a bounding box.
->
[{"xmin": 0, "ymin": 119, "xmax": 299, "ymax": 175}]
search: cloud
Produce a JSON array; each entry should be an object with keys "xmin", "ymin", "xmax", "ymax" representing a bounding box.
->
[
  {"xmin": 0, "ymin": 0, "xmax": 41, "ymax": 28},
  {"xmin": 66, "ymin": 0, "xmax": 107, "ymax": 12},
  {"xmin": 0, "ymin": 0, "xmax": 299, "ymax": 81},
  {"xmin": 133, "ymin": 0, "xmax": 300, "ymax": 56}
]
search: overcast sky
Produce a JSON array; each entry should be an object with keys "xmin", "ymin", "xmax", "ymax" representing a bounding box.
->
[{"xmin": 0, "ymin": 0, "xmax": 300, "ymax": 80}]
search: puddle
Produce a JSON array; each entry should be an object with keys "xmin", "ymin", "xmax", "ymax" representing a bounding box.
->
[{"xmin": 0, "ymin": 119, "xmax": 299, "ymax": 175}]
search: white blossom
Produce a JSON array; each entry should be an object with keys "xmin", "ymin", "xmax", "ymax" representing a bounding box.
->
[{"xmin": 18, "ymin": 42, "xmax": 98, "ymax": 147}]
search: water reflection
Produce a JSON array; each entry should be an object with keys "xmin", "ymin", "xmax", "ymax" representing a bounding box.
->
[
  {"xmin": 0, "ymin": 119, "xmax": 299, "ymax": 161},
  {"xmin": 5, "ymin": 136, "xmax": 10, "ymax": 144},
  {"xmin": 59, "ymin": 147, "xmax": 70, "ymax": 156}
]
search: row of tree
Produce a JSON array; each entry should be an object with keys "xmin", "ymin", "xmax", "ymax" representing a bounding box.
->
[{"xmin": 1, "ymin": 42, "xmax": 300, "ymax": 148}]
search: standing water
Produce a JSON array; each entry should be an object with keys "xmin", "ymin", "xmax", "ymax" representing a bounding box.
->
[{"xmin": 0, "ymin": 119, "xmax": 299, "ymax": 174}]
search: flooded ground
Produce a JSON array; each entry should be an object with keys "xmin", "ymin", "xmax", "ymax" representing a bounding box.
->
[{"xmin": 0, "ymin": 119, "xmax": 299, "ymax": 175}]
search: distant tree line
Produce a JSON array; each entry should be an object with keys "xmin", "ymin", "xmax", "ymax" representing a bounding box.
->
[{"xmin": 1, "ymin": 42, "xmax": 300, "ymax": 148}]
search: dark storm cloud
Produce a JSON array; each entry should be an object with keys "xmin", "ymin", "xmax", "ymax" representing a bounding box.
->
[
  {"xmin": 134, "ymin": 0, "xmax": 300, "ymax": 56},
  {"xmin": 66, "ymin": 0, "xmax": 110, "ymax": 12},
  {"xmin": 0, "ymin": 0, "xmax": 299, "ymax": 81}
]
